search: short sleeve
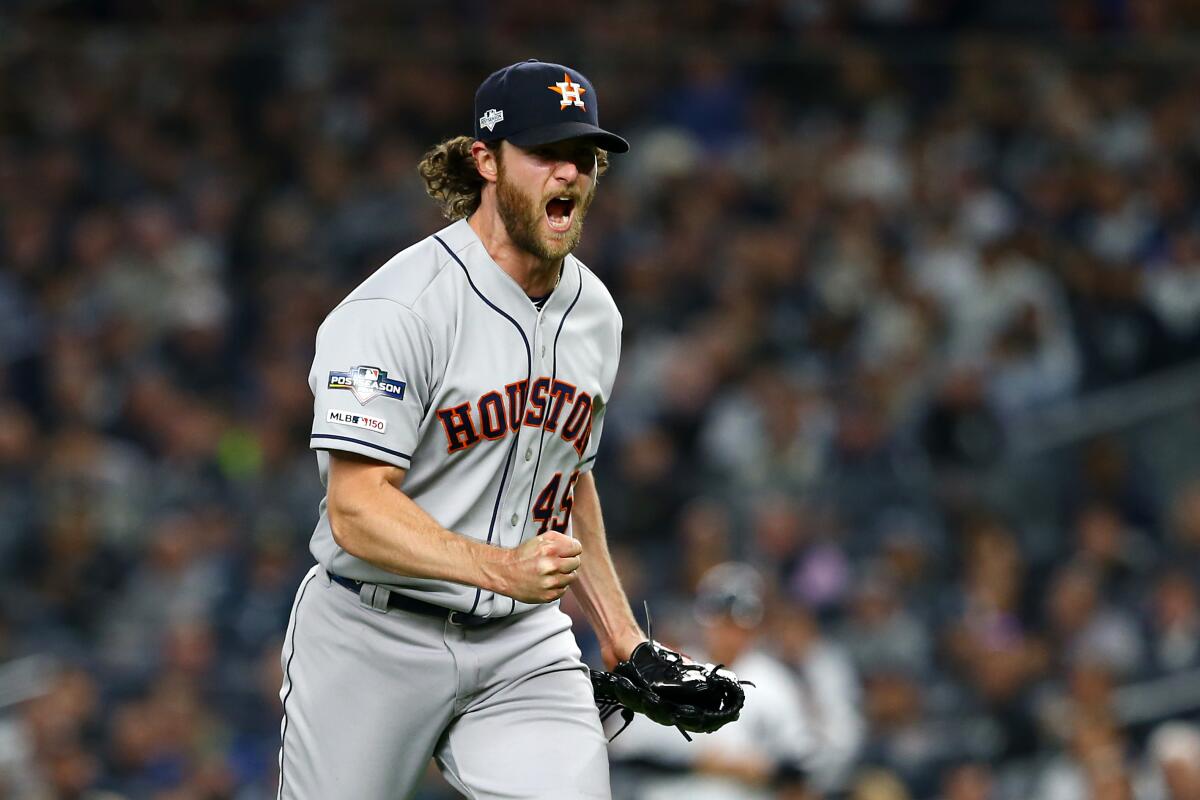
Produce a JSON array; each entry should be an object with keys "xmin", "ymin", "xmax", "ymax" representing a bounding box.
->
[
  {"xmin": 576, "ymin": 399, "xmax": 606, "ymax": 474},
  {"xmin": 578, "ymin": 315, "xmax": 620, "ymax": 474},
  {"xmin": 309, "ymin": 299, "xmax": 435, "ymax": 469}
]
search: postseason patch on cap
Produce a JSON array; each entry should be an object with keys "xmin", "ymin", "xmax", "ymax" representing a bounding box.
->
[
  {"xmin": 479, "ymin": 108, "xmax": 504, "ymax": 132},
  {"xmin": 327, "ymin": 365, "xmax": 406, "ymax": 404}
]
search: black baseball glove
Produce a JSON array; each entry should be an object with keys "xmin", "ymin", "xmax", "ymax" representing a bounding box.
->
[{"xmin": 590, "ymin": 640, "xmax": 748, "ymax": 740}]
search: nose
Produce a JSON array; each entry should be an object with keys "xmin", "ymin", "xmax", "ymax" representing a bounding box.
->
[{"xmin": 552, "ymin": 158, "xmax": 580, "ymax": 184}]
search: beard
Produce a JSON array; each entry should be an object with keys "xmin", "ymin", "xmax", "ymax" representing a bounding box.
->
[{"xmin": 496, "ymin": 160, "xmax": 595, "ymax": 262}]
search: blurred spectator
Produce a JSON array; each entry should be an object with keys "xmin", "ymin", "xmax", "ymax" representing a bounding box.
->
[
  {"xmin": 937, "ymin": 762, "xmax": 996, "ymax": 800},
  {"xmin": 919, "ymin": 367, "xmax": 1005, "ymax": 469},
  {"xmin": 840, "ymin": 568, "xmax": 932, "ymax": 677},
  {"xmin": 0, "ymin": 403, "xmax": 39, "ymax": 569},
  {"xmin": 850, "ymin": 768, "xmax": 912, "ymax": 800},
  {"xmin": 1, "ymin": 666, "xmax": 101, "ymax": 799},
  {"xmin": 750, "ymin": 496, "xmax": 851, "ymax": 613},
  {"xmin": 1037, "ymin": 661, "xmax": 1118, "ymax": 749},
  {"xmin": 700, "ymin": 364, "xmax": 834, "ymax": 492},
  {"xmin": 774, "ymin": 598, "xmax": 864, "ymax": 794},
  {"xmin": 1033, "ymin": 712, "xmax": 1132, "ymax": 800},
  {"xmin": 859, "ymin": 668, "xmax": 964, "ymax": 795},
  {"xmin": 1065, "ymin": 436, "xmax": 1160, "ymax": 535},
  {"xmin": 1166, "ymin": 478, "xmax": 1200, "ymax": 564},
  {"xmin": 1045, "ymin": 564, "xmax": 1144, "ymax": 678},
  {"xmin": 673, "ymin": 497, "xmax": 734, "ymax": 596},
  {"xmin": 1143, "ymin": 229, "xmax": 1200, "ymax": 361},
  {"xmin": 1070, "ymin": 502, "xmax": 1155, "ymax": 602},
  {"xmin": 1139, "ymin": 721, "xmax": 1200, "ymax": 800},
  {"xmin": 943, "ymin": 518, "xmax": 1047, "ymax": 761},
  {"xmin": 609, "ymin": 563, "xmax": 812, "ymax": 799},
  {"xmin": 1144, "ymin": 569, "xmax": 1200, "ymax": 677},
  {"xmin": 97, "ymin": 512, "xmax": 228, "ymax": 679}
]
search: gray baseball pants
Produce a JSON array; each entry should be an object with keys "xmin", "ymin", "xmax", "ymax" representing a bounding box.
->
[{"xmin": 277, "ymin": 565, "xmax": 611, "ymax": 799}]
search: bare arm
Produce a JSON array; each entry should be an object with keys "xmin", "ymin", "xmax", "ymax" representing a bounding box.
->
[
  {"xmin": 568, "ymin": 470, "xmax": 645, "ymax": 669},
  {"xmin": 326, "ymin": 451, "xmax": 581, "ymax": 604}
]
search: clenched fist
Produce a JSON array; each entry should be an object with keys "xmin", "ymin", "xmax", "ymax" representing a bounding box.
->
[{"xmin": 501, "ymin": 531, "xmax": 583, "ymax": 604}]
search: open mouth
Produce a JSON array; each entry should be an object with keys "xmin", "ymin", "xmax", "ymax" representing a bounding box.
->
[{"xmin": 545, "ymin": 196, "xmax": 576, "ymax": 233}]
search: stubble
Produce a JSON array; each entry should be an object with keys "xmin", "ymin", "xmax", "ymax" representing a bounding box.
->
[{"xmin": 496, "ymin": 160, "xmax": 595, "ymax": 263}]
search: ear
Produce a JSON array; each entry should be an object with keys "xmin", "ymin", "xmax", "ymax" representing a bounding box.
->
[{"xmin": 471, "ymin": 141, "xmax": 499, "ymax": 184}]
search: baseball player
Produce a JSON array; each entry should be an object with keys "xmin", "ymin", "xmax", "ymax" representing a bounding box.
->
[
  {"xmin": 607, "ymin": 563, "xmax": 815, "ymax": 800},
  {"xmin": 276, "ymin": 60, "xmax": 646, "ymax": 799}
]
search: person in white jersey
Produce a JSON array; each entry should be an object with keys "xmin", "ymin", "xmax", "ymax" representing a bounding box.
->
[
  {"xmin": 608, "ymin": 563, "xmax": 819, "ymax": 800},
  {"xmin": 276, "ymin": 60, "xmax": 646, "ymax": 799}
]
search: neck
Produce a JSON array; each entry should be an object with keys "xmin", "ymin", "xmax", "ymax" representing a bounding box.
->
[{"xmin": 467, "ymin": 202, "xmax": 562, "ymax": 297}]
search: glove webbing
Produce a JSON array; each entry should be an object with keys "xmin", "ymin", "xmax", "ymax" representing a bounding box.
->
[
  {"xmin": 642, "ymin": 603, "xmax": 697, "ymax": 742},
  {"xmin": 596, "ymin": 696, "xmax": 635, "ymax": 742}
]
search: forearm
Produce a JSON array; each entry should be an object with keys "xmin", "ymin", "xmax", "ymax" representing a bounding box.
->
[
  {"xmin": 329, "ymin": 460, "xmax": 507, "ymax": 592},
  {"xmin": 568, "ymin": 471, "xmax": 644, "ymax": 668}
]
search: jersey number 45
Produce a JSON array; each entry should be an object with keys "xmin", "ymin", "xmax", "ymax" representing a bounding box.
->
[{"xmin": 532, "ymin": 469, "xmax": 581, "ymax": 535}]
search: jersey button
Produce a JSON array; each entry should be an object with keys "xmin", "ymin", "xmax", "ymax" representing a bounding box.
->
[
  {"xmin": 541, "ymin": 345, "xmax": 546, "ymax": 358},
  {"xmin": 510, "ymin": 513, "xmax": 520, "ymax": 526},
  {"xmin": 524, "ymin": 447, "xmax": 533, "ymax": 461}
]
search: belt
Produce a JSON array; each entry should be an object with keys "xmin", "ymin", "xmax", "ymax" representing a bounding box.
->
[{"xmin": 327, "ymin": 572, "xmax": 495, "ymax": 627}]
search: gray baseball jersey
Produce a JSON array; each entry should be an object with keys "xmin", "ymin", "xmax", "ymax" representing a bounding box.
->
[{"xmin": 306, "ymin": 217, "xmax": 621, "ymax": 617}]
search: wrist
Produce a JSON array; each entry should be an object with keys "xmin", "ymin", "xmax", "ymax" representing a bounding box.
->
[
  {"xmin": 601, "ymin": 629, "xmax": 646, "ymax": 669},
  {"xmin": 471, "ymin": 539, "xmax": 511, "ymax": 596}
]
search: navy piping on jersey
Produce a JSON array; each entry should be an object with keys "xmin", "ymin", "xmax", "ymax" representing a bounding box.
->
[
  {"xmin": 310, "ymin": 434, "xmax": 412, "ymax": 463},
  {"xmin": 278, "ymin": 571, "xmax": 316, "ymax": 800},
  {"xmin": 578, "ymin": 454, "xmax": 597, "ymax": 468},
  {"xmin": 507, "ymin": 263, "xmax": 584, "ymax": 616},
  {"xmin": 433, "ymin": 234, "xmax": 533, "ymax": 617}
]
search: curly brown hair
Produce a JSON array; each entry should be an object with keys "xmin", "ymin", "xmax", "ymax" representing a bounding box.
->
[{"xmin": 417, "ymin": 136, "xmax": 610, "ymax": 221}]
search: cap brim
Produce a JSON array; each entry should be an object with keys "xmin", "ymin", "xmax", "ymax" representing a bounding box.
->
[{"xmin": 506, "ymin": 121, "xmax": 630, "ymax": 153}]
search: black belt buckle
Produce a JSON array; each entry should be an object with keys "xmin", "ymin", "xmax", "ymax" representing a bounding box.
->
[{"xmin": 447, "ymin": 609, "xmax": 490, "ymax": 628}]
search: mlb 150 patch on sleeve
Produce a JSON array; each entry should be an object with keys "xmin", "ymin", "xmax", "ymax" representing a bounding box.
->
[
  {"xmin": 327, "ymin": 409, "xmax": 387, "ymax": 434},
  {"xmin": 327, "ymin": 365, "xmax": 406, "ymax": 404}
]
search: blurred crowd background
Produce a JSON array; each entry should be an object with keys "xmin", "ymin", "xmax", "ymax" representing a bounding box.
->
[{"xmin": 3, "ymin": 1, "xmax": 1200, "ymax": 798}]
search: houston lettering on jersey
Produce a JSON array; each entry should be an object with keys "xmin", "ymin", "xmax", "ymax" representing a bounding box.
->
[{"xmin": 436, "ymin": 377, "xmax": 592, "ymax": 457}]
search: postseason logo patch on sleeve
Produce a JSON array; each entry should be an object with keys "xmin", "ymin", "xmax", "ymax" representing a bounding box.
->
[
  {"xmin": 327, "ymin": 365, "xmax": 406, "ymax": 404},
  {"xmin": 327, "ymin": 409, "xmax": 387, "ymax": 434}
]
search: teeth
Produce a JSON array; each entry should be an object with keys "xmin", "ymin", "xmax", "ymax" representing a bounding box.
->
[{"xmin": 546, "ymin": 197, "xmax": 573, "ymax": 229}]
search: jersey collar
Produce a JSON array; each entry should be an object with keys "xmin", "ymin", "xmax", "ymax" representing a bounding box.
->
[{"xmin": 439, "ymin": 219, "xmax": 581, "ymax": 322}]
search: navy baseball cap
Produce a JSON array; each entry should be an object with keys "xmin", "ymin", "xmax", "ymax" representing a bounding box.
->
[{"xmin": 474, "ymin": 59, "xmax": 630, "ymax": 153}]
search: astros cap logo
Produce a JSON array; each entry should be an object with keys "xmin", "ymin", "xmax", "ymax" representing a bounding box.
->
[{"xmin": 548, "ymin": 72, "xmax": 586, "ymax": 111}]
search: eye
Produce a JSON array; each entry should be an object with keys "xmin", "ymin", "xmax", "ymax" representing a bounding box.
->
[
  {"xmin": 532, "ymin": 144, "xmax": 597, "ymax": 173},
  {"xmin": 564, "ymin": 146, "xmax": 596, "ymax": 171},
  {"xmin": 576, "ymin": 153, "xmax": 598, "ymax": 174}
]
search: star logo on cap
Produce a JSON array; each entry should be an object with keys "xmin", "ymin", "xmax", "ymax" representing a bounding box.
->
[{"xmin": 548, "ymin": 72, "xmax": 586, "ymax": 111}]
